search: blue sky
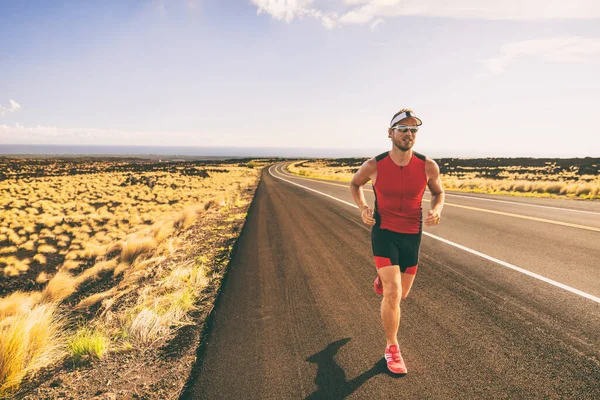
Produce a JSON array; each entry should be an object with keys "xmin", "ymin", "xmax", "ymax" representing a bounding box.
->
[{"xmin": 1, "ymin": 0, "xmax": 599, "ymax": 157}]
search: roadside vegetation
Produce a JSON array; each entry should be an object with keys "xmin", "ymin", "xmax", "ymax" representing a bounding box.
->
[
  {"xmin": 0, "ymin": 157, "xmax": 266, "ymax": 398},
  {"xmin": 286, "ymin": 158, "xmax": 600, "ymax": 199}
]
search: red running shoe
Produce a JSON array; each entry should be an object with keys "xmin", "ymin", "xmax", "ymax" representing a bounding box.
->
[
  {"xmin": 374, "ymin": 275, "xmax": 383, "ymax": 295},
  {"xmin": 385, "ymin": 345, "xmax": 407, "ymax": 374}
]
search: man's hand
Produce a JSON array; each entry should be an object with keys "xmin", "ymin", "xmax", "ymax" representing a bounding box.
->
[
  {"xmin": 425, "ymin": 209, "xmax": 441, "ymax": 226},
  {"xmin": 361, "ymin": 207, "xmax": 376, "ymax": 226}
]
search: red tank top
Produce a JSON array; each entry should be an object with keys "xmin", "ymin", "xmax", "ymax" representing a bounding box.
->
[{"xmin": 373, "ymin": 151, "xmax": 428, "ymax": 234}]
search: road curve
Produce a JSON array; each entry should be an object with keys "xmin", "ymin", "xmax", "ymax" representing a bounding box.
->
[{"xmin": 184, "ymin": 164, "xmax": 600, "ymax": 399}]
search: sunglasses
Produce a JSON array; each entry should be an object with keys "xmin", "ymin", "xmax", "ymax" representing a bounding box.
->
[{"xmin": 391, "ymin": 125, "xmax": 419, "ymax": 134}]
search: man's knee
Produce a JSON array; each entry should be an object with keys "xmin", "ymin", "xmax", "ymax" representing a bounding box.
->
[{"xmin": 383, "ymin": 281, "xmax": 402, "ymax": 303}]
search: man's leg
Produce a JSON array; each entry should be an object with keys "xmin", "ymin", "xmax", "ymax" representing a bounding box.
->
[{"xmin": 378, "ymin": 264, "xmax": 402, "ymax": 346}]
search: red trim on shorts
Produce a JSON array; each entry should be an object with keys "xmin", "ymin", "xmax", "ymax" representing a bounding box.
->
[
  {"xmin": 404, "ymin": 265, "xmax": 418, "ymax": 275},
  {"xmin": 374, "ymin": 256, "xmax": 392, "ymax": 269}
]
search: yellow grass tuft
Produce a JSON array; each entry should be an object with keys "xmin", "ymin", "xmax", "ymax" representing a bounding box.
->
[
  {"xmin": 19, "ymin": 240, "xmax": 35, "ymax": 251},
  {"xmin": 80, "ymin": 243, "xmax": 107, "ymax": 260},
  {"xmin": 113, "ymin": 262, "xmax": 131, "ymax": 277},
  {"xmin": 129, "ymin": 256, "xmax": 166, "ymax": 275},
  {"xmin": 13, "ymin": 259, "xmax": 29, "ymax": 273},
  {"xmin": 0, "ymin": 246, "xmax": 17, "ymax": 255},
  {"xmin": 74, "ymin": 287, "xmax": 117, "ymax": 311},
  {"xmin": 152, "ymin": 220, "xmax": 176, "ymax": 243},
  {"xmin": 65, "ymin": 250, "xmax": 82, "ymax": 260},
  {"xmin": 36, "ymin": 272, "xmax": 50, "ymax": 284},
  {"xmin": 3, "ymin": 266, "xmax": 19, "ymax": 277},
  {"xmin": 39, "ymin": 270, "xmax": 78, "ymax": 304},
  {"xmin": 0, "ymin": 291, "xmax": 42, "ymax": 320},
  {"xmin": 120, "ymin": 237, "xmax": 158, "ymax": 264},
  {"xmin": 0, "ymin": 304, "xmax": 66, "ymax": 397},
  {"xmin": 8, "ymin": 232, "xmax": 24, "ymax": 246},
  {"xmin": 74, "ymin": 259, "xmax": 118, "ymax": 286},
  {"xmin": 176, "ymin": 205, "xmax": 203, "ymax": 230},
  {"xmin": 127, "ymin": 308, "xmax": 162, "ymax": 344},
  {"xmin": 37, "ymin": 244, "xmax": 57, "ymax": 254},
  {"xmin": 61, "ymin": 260, "xmax": 83, "ymax": 271}
]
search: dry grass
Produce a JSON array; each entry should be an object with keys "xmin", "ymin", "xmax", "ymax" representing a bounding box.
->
[
  {"xmin": 286, "ymin": 160, "xmax": 600, "ymax": 199},
  {"xmin": 0, "ymin": 164, "xmax": 260, "ymax": 277},
  {"xmin": 0, "ymin": 304, "xmax": 67, "ymax": 396},
  {"xmin": 440, "ymin": 177, "xmax": 600, "ymax": 198},
  {"xmin": 125, "ymin": 260, "xmax": 206, "ymax": 345},
  {"xmin": 0, "ymin": 159, "xmax": 265, "ymax": 397}
]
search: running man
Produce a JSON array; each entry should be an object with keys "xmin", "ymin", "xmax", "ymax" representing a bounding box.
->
[{"xmin": 349, "ymin": 108, "xmax": 445, "ymax": 374}]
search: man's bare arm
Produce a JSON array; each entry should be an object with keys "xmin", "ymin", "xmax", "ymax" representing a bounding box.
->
[
  {"xmin": 350, "ymin": 158, "xmax": 377, "ymax": 225},
  {"xmin": 425, "ymin": 158, "xmax": 445, "ymax": 226}
]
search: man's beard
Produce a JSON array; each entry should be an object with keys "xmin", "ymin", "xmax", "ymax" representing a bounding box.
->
[{"xmin": 394, "ymin": 140, "xmax": 413, "ymax": 152}]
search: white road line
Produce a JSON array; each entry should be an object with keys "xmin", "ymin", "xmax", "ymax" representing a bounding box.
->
[
  {"xmin": 268, "ymin": 165, "xmax": 600, "ymax": 305},
  {"xmin": 278, "ymin": 164, "xmax": 600, "ymax": 216},
  {"xmin": 441, "ymin": 193, "xmax": 600, "ymax": 216},
  {"xmin": 276, "ymin": 165, "xmax": 600, "ymax": 232}
]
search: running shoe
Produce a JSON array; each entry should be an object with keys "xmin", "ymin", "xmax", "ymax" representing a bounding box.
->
[
  {"xmin": 374, "ymin": 275, "xmax": 383, "ymax": 295},
  {"xmin": 384, "ymin": 345, "xmax": 407, "ymax": 374}
]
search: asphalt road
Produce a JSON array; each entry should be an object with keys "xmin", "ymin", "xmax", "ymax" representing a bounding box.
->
[{"xmin": 184, "ymin": 163, "xmax": 600, "ymax": 399}]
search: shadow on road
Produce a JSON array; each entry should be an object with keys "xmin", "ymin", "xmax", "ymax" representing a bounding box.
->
[{"xmin": 305, "ymin": 338, "xmax": 400, "ymax": 399}]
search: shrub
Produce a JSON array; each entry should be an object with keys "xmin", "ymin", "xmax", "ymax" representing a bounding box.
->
[{"xmin": 67, "ymin": 327, "xmax": 109, "ymax": 362}]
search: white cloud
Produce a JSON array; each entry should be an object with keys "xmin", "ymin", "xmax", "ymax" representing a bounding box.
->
[
  {"xmin": 0, "ymin": 100, "xmax": 21, "ymax": 117},
  {"xmin": 0, "ymin": 123, "xmax": 231, "ymax": 145},
  {"xmin": 251, "ymin": 0, "xmax": 341, "ymax": 28},
  {"xmin": 482, "ymin": 37, "xmax": 600, "ymax": 74},
  {"xmin": 251, "ymin": 0, "xmax": 315, "ymax": 23},
  {"xmin": 251, "ymin": 0, "xmax": 600, "ymax": 28}
]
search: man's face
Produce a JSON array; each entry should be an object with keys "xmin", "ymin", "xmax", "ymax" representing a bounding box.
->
[{"xmin": 388, "ymin": 117, "xmax": 419, "ymax": 152}]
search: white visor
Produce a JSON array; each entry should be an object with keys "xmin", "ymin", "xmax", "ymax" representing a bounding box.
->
[{"xmin": 390, "ymin": 111, "xmax": 422, "ymax": 127}]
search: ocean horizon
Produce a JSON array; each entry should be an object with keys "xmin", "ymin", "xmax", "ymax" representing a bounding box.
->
[
  {"xmin": 0, "ymin": 144, "xmax": 388, "ymax": 159},
  {"xmin": 0, "ymin": 144, "xmax": 595, "ymax": 159}
]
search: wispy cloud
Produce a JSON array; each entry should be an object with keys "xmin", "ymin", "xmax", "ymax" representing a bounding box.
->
[
  {"xmin": 0, "ymin": 100, "xmax": 21, "ymax": 117},
  {"xmin": 0, "ymin": 123, "xmax": 231, "ymax": 145},
  {"xmin": 482, "ymin": 37, "xmax": 600, "ymax": 74},
  {"xmin": 251, "ymin": 0, "xmax": 339, "ymax": 27},
  {"xmin": 251, "ymin": 0, "xmax": 600, "ymax": 29}
]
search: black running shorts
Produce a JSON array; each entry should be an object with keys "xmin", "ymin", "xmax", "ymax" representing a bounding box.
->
[{"xmin": 371, "ymin": 223, "xmax": 421, "ymax": 274}]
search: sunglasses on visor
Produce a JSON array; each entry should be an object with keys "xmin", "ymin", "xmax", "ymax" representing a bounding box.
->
[{"xmin": 391, "ymin": 125, "xmax": 419, "ymax": 134}]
